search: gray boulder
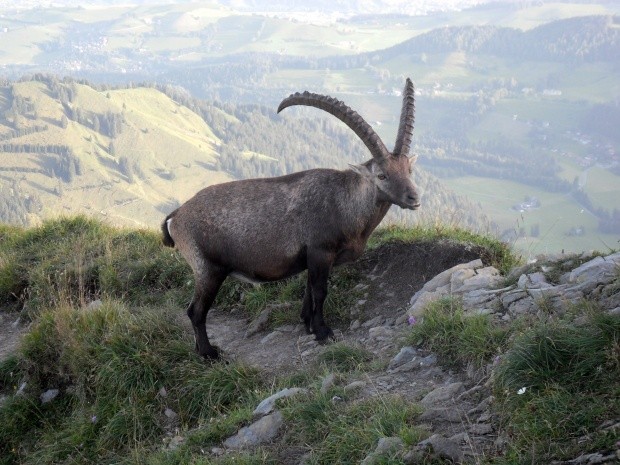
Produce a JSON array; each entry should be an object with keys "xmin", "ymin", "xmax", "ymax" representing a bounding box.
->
[{"xmin": 223, "ymin": 411, "xmax": 284, "ymax": 449}]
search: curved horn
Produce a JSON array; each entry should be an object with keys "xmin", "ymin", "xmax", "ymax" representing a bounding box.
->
[
  {"xmin": 278, "ymin": 91, "xmax": 390, "ymax": 161},
  {"xmin": 392, "ymin": 78, "xmax": 415, "ymax": 157}
]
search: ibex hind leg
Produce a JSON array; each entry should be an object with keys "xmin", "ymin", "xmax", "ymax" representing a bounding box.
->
[
  {"xmin": 300, "ymin": 277, "xmax": 313, "ymax": 333},
  {"xmin": 187, "ymin": 265, "xmax": 227, "ymax": 360},
  {"xmin": 308, "ymin": 255, "xmax": 335, "ymax": 342}
]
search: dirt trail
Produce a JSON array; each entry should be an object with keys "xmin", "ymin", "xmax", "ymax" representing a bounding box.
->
[{"xmin": 200, "ymin": 239, "xmax": 489, "ymax": 379}]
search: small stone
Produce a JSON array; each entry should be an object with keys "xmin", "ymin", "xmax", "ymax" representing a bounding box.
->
[
  {"xmin": 253, "ymin": 388, "xmax": 307, "ymax": 416},
  {"xmin": 449, "ymin": 268, "xmax": 477, "ymax": 293},
  {"xmin": 246, "ymin": 306, "xmax": 275, "ymax": 338},
  {"xmin": 158, "ymin": 386, "xmax": 168, "ymax": 398},
  {"xmin": 167, "ymin": 435, "xmax": 185, "ymax": 450},
  {"xmin": 320, "ymin": 373, "xmax": 336, "ymax": 394},
  {"xmin": 361, "ymin": 437, "xmax": 404, "ymax": 465},
  {"xmin": 164, "ymin": 408, "xmax": 178, "ymax": 421},
  {"xmin": 223, "ymin": 411, "xmax": 284, "ymax": 449},
  {"xmin": 395, "ymin": 313, "xmax": 409, "ymax": 325},
  {"xmin": 260, "ymin": 331, "xmax": 280, "ymax": 345},
  {"xmin": 16, "ymin": 382, "xmax": 27, "ymax": 396},
  {"xmin": 362, "ymin": 316, "xmax": 384, "ymax": 328},
  {"xmin": 518, "ymin": 272, "xmax": 551, "ymax": 290},
  {"xmin": 449, "ymin": 432, "xmax": 470, "ymax": 444},
  {"xmin": 411, "ymin": 259, "xmax": 483, "ymax": 304},
  {"xmin": 420, "ymin": 382, "xmax": 465, "ymax": 408},
  {"xmin": 418, "ymin": 434, "xmax": 464, "ymax": 463},
  {"xmin": 388, "ymin": 346, "xmax": 418, "ymax": 370},
  {"xmin": 349, "ymin": 319, "xmax": 361, "ymax": 330},
  {"xmin": 408, "ymin": 285, "xmax": 450, "ymax": 316},
  {"xmin": 500, "ymin": 289, "xmax": 529, "ymax": 307},
  {"xmin": 301, "ymin": 348, "xmax": 316, "ymax": 357},
  {"xmin": 211, "ymin": 447, "xmax": 225, "ymax": 456},
  {"xmin": 40, "ymin": 389, "xmax": 60, "ymax": 404},
  {"xmin": 419, "ymin": 407, "xmax": 464, "ymax": 423},
  {"xmin": 403, "ymin": 449, "xmax": 424, "ymax": 464},
  {"xmin": 468, "ymin": 396, "xmax": 493, "ymax": 414},
  {"xmin": 344, "ymin": 381, "xmax": 366, "ymax": 393},
  {"xmin": 419, "ymin": 353, "xmax": 438, "ymax": 368},
  {"xmin": 368, "ymin": 326, "xmax": 393, "ymax": 339},
  {"xmin": 469, "ymin": 423, "xmax": 493, "ymax": 435}
]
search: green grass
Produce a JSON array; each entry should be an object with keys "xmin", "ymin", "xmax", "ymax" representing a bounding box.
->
[
  {"xmin": 406, "ymin": 293, "xmax": 620, "ymax": 464},
  {"xmin": 407, "ymin": 297, "xmax": 509, "ymax": 369},
  {"xmin": 282, "ymin": 392, "xmax": 426, "ymax": 465},
  {"xmin": 6, "ymin": 216, "xmax": 617, "ymax": 464},
  {"xmin": 317, "ymin": 343, "xmax": 374, "ymax": 372},
  {"xmin": 493, "ymin": 306, "xmax": 620, "ymax": 463},
  {"xmin": 0, "ymin": 301, "xmax": 264, "ymax": 465},
  {"xmin": 0, "ymin": 216, "xmax": 192, "ymax": 316},
  {"xmin": 583, "ymin": 166, "xmax": 620, "ymax": 210},
  {"xmin": 217, "ymin": 264, "xmax": 363, "ymax": 329}
]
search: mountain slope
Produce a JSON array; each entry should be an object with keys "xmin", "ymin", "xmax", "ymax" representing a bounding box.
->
[
  {"xmin": 0, "ymin": 76, "xmax": 229, "ymax": 227},
  {"xmin": 0, "ymin": 75, "xmax": 490, "ymax": 231}
]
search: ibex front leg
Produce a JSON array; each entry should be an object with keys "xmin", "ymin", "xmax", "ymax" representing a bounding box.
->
[
  {"xmin": 307, "ymin": 251, "xmax": 335, "ymax": 341},
  {"xmin": 187, "ymin": 263, "xmax": 227, "ymax": 359}
]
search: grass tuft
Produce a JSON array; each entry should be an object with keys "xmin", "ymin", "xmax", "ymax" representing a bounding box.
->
[
  {"xmin": 317, "ymin": 343, "xmax": 374, "ymax": 372},
  {"xmin": 493, "ymin": 306, "xmax": 620, "ymax": 463},
  {"xmin": 407, "ymin": 297, "xmax": 509, "ymax": 368},
  {"xmin": 283, "ymin": 392, "xmax": 425, "ymax": 464},
  {"xmin": 0, "ymin": 216, "xmax": 192, "ymax": 317}
]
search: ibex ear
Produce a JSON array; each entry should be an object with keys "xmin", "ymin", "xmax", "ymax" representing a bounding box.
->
[
  {"xmin": 349, "ymin": 163, "xmax": 373, "ymax": 179},
  {"xmin": 409, "ymin": 154, "xmax": 418, "ymax": 166}
]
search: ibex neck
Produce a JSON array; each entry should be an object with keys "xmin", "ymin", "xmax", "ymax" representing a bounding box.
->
[{"xmin": 363, "ymin": 199, "xmax": 391, "ymax": 238}]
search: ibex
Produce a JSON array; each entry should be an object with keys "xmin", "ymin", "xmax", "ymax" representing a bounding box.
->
[{"xmin": 162, "ymin": 78, "xmax": 420, "ymax": 359}]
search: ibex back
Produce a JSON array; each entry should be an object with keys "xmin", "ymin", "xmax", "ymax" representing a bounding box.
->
[{"xmin": 163, "ymin": 78, "xmax": 420, "ymax": 359}]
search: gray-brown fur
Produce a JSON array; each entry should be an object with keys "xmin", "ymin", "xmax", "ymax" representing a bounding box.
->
[{"xmin": 163, "ymin": 78, "xmax": 420, "ymax": 359}]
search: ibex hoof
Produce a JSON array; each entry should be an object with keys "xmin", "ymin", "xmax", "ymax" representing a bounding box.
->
[
  {"xmin": 314, "ymin": 326, "xmax": 334, "ymax": 342},
  {"xmin": 199, "ymin": 345, "xmax": 221, "ymax": 361}
]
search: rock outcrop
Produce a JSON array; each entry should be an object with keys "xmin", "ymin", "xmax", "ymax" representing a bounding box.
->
[{"xmin": 408, "ymin": 252, "xmax": 620, "ymax": 321}]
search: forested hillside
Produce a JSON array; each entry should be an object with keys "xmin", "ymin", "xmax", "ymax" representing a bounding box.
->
[{"xmin": 0, "ymin": 75, "xmax": 490, "ymax": 230}]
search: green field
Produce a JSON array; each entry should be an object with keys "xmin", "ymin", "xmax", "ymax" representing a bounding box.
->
[
  {"xmin": 583, "ymin": 166, "xmax": 620, "ymax": 209},
  {"xmin": 448, "ymin": 176, "xmax": 619, "ymax": 255}
]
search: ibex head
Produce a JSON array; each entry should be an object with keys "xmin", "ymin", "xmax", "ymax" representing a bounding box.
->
[{"xmin": 278, "ymin": 78, "xmax": 420, "ymax": 210}]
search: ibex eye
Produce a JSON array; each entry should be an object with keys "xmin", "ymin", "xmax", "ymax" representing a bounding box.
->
[{"xmin": 378, "ymin": 174, "xmax": 386, "ymax": 180}]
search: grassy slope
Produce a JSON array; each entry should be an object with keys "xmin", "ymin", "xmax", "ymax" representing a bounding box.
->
[
  {"xmin": 1, "ymin": 216, "xmax": 617, "ymax": 465},
  {"xmin": 0, "ymin": 81, "xmax": 231, "ymax": 228}
]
